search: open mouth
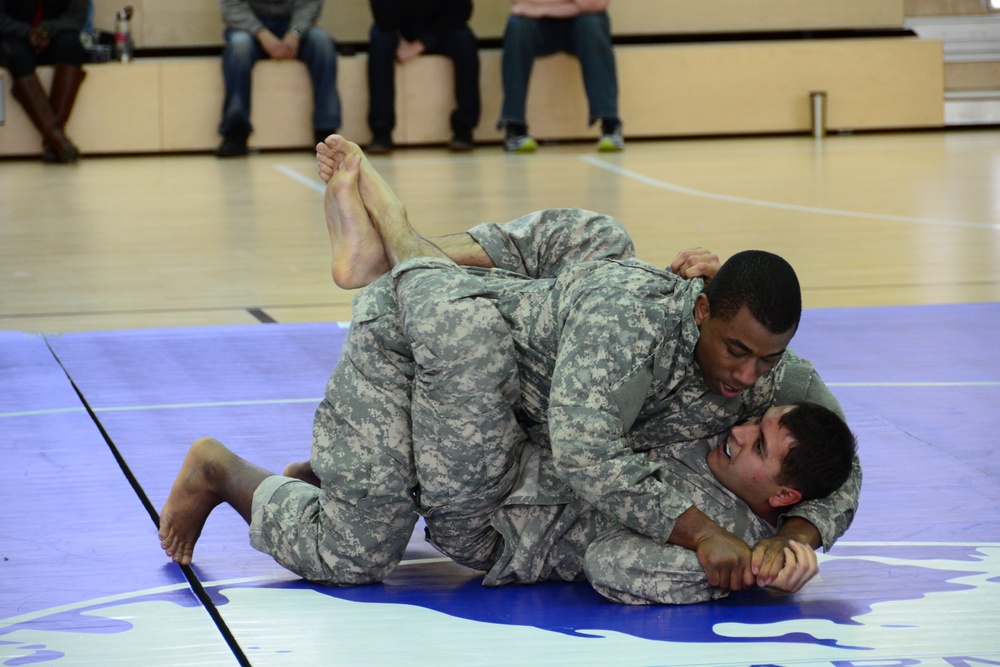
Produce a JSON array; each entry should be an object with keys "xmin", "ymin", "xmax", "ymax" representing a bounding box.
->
[
  {"xmin": 720, "ymin": 381, "xmax": 741, "ymax": 398},
  {"xmin": 723, "ymin": 438, "xmax": 733, "ymax": 459}
]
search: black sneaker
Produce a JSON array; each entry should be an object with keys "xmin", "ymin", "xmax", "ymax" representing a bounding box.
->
[
  {"xmin": 367, "ymin": 133, "xmax": 393, "ymax": 155},
  {"xmin": 216, "ymin": 130, "xmax": 248, "ymax": 158},
  {"xmin": 449, "ymin": 129, "xmax": 474, "ymax": 152}
]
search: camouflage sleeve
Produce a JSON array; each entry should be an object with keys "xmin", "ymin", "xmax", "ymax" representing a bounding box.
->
[
  {"xmin": 772, "ymin": 352, "xmax": 860, "ymax": 550},
  {"xmin": 465, "ymin": 208, "xmax": 635, "ymax": 277},
  {"xmin": 547, "ymin": 270, "xmax": 694, "ymax": 541}
]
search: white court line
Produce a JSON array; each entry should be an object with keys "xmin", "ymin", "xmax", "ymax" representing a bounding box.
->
[
  {"xmin": 828, "ymin": 381, "xmax": 1000, "ymax": 388},
  {"xmin": 2, "ymin": 406, "xmax": 88, "ymax": 418},
  {"xmin": 0, "ymin": 557, "xmax": 452, "ymax": 630},
  {"xmin": 580, "ymin": 155, "xmax": 1000, "ymax": 231},
  {"xmin": 93, "ymin": 398, "xmax": 323, "ymax": 412},
  {"xmin": 836, "ymin": 541, "xmax": 1000, "ymax": 547},
  {"xmin": 0, "ymin": 399, "xmax": 322, "ymax": 420},
  {"xmin": 2, "ymin": 543, "xmax": 995, "ymax": 630},
  {"xmin": 274, "ymin": 164, "xmax": 324, "ymax": 194},
  {"xmin": 3, "ymin": 381, "xmax": 996, "ymax": 420},
  {"xmin": 277, "ymin": 156, "xmax": 1000, "ymax": 231}
]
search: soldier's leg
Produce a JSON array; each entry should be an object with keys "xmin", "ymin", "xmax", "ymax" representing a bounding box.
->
[
  {"xmin": 315, "ymin": 138, "xmax": 635, "ymax": 284},
  {"xmin": 390, "ymin": 256, "xmax": 525, "ymax": 571},
  {"xmin": 584, "ymin": 527, "xmax": 730, "ymax": 605},
  {"xmin": 251, "ymin": 270, "xmax": 421, "ymax": 584}
]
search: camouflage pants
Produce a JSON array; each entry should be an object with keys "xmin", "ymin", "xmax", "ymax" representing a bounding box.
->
[
  {"xmin": 395, "ymin": 258, "xmax": 527, "ymax": 570},
  {"xmin": 250, "ymin": 257, "xmax": 525, "ymax": 582}
]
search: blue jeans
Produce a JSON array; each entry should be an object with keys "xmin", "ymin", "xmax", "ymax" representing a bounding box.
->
[
  {"xmin": 219, "ymin": 16, "xmax": 341, "ymax": 137},
  {"xmin": 499, "ymin": 12, "xmax": 619, "ymax": 128}
]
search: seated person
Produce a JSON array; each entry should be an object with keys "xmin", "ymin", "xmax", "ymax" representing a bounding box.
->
[
  {"xmin": 498, "ymin": 0, "xmax": 623, "ymax": 153},
  {"xmin": 216, "ymin": 0, "xmax": 341, "ymax": 157},
  {"xmin": 366, "ymin": 0, "xmax": 480, "ymax": 153},
  {"xmin": 0, "ymin": 0, "xmax": 88, "ymax": 163}
]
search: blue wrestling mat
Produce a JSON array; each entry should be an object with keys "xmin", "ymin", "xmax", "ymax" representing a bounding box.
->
[{"xmin": 2, "ymin": 304, "xmax": 999, "ymax": 666}]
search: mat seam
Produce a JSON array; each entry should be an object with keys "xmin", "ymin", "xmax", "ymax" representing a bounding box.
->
[{"xmin": 43, "ymin": 337, "xmax": 253, "ymax": 667}]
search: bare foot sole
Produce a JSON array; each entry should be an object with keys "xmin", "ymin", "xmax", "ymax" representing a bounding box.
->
[
  {"xmin": 326, "ymin": 135, "xmax": 449, "ymax": 265},
  {"xmin": 158, "ymin": 437, "xmax": 227, "ymax": 566},
  {"xmin": 325, "ymin": 150, "xmax": 390, "ymax": 289},
  {"xmin": 323, "ymin": 135, "xmax": 406, "ymax": 231},
  {"xmin": 283, "ymin": 460, "xmax": 321, "ymax": 488}
]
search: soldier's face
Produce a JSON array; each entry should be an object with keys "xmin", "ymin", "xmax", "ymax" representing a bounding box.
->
[
  {"xmin": 706, "ymin": 405, "xmax": 797, "ymax": 507},
  {"xmin": 693, "ymin": 295, "xmax": 794, "ymax": 398}
]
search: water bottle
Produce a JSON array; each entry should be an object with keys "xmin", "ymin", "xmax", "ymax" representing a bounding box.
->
[{"xmin": 114, "ymin": 6, "xmax": 134, "ymax": 63}]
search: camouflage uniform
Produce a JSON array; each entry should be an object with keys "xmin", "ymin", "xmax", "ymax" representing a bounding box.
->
[
  {"xmin": 249, "ymin": 208, "xmax": 654, "ymax": 581},
  {"xmin": 250, "ymin": 208, "xmax": 861, "ymax": 599},
  {"xmin": 486, "ymin": 436, "xmax": 777, "ymax": 605},
  {"xmin": 250, "ymin": 252, "xmax": 537, "ymax": 582},
  {"xmin": 464, "ymin": 211, "xmax": 857, "ymax": 552}
]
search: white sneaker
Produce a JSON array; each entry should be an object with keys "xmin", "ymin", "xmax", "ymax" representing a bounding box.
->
[
  {"xmin": 596, "ymin": 126, "xmax": 625, "ymax": 152},
  {"xmin": 504, "ymin": 133, "xmax": 538, "ymax": 153}
]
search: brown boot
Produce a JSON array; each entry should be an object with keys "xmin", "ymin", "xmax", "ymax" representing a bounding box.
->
[
  {"xmin": 12, "ymin": 72, "xmax": 80, "ymax": 163},
  {"xmin": 45, "ymin": 65, "xmax": 87, "ymax": 162}
]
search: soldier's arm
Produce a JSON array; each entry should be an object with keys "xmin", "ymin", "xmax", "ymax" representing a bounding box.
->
[
  {"xmin": 547, "ymin": 279, "xmax": 698, "ymax": 543},
  {"xmin": 771, "ymin": 354, "xmax": 861, "ymax": 550},
  {"xmin": 456, "ymin": 208, "xmax": 636, "ymax": 277}
]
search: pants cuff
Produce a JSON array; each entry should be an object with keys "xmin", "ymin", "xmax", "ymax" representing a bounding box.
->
[{"xmin": 249, "ymin": 475, "xmax": 299, "ymax": 551}]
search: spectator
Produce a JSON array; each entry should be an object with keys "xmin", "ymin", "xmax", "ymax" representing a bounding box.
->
[
  {"xmin": 0, "ymin": 0, "xmax": 89, "ymax": 163},
  {"xmin": 366, "ymin": 0, "xmax": 480, "ymax": 153},
  {"xmin": 499, "ymin": 0, "xmax": 623, "ymax": 153},
  {"xmin": 217, "ymin": 0, "xmax": 341, "ymax": 157}
]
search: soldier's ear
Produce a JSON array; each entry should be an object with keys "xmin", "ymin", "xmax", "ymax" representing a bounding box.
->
[
  {"xmin": 694, "ymin": 293, "xmax": 711, "ymax": 326},
  {"xmin": 768, "ymin": 487, "xmax": 802, "ymax": 508}
]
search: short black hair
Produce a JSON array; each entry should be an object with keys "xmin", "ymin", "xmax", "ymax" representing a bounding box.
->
[
  {"xmin": 777, "ymin": 403, "xmax": 857, "ymax": 502},
  {"xmin": 703, "ymin": 250, "xmax": 802, "ymax": 335}
]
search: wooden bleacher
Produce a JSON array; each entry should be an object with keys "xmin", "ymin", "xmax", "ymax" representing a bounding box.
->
[{"xmin": 0, "ymin": 0, "xmax": 945, "ymax": 157}]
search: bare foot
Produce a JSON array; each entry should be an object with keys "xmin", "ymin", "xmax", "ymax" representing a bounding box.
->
[
  {"xmin": 283, "ymin": 460, "xmax": 321, "ymax": 488},
  {"xmin": 158, "ymin": 438, "xmax": 228, "ymax": 566},
  {"xmin": 315, "ymin": 140, "xmax": 339, "ymax": 184},
  {"xmin": 324, "ymin": 148, "xmax": 390, "ymax": 289},
  {"xmin": 322, "ymin": 135, "xmax": 407, "ymax": 235},
  {"xmin": 324, "ymin": 135, "xmax": 448, "ymax": 266}
]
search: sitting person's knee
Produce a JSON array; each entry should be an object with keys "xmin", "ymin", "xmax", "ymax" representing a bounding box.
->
[{"xmin": 225, "ymin": 30, "xmax": 256, "ymax": 56}]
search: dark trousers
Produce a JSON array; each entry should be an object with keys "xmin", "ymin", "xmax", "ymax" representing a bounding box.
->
[
  {"xmin": 0, "ymin": 30, "xmax": 85, "ymax": 78},
  {"xmin": 367, "ymin": 24, "xmax": 481, "ymax": 139}
]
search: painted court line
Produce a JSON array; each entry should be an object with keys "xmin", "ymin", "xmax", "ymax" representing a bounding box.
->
[
  {"xmin": 0, "ymin": 557, "xmax": 453, "ymax": 630},
  {"xmin": 274, "ymin": 164, "xmax": 324, "ymax": 194},
  {"xmin": 2, "ymin": 381, "xmax": 995, "ymax": 421},
  {"xmin": 276, "ymin": 157, "xmax": 1000, "ymax": 231},
  {"xmin": 828, "ymin": 381, "xmax": 1000, "ymax": 388},
  {"xmin": 580, "ymin": 155, "xmax": 1000, "ymax": 231},
  {"xmin": 4, "ymin": 543, "xmax": 993, "ymax": 630}
]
